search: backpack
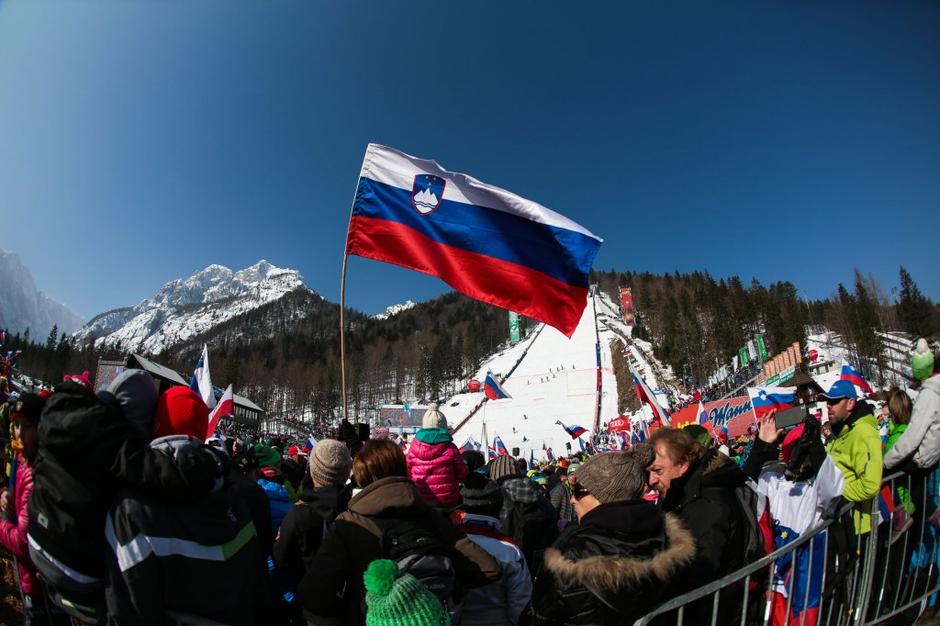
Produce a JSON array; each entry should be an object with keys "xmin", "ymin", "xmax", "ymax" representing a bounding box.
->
[
  {"xmin": 373, "ymin": 517, "xmax": 460, "ymax": 615},
  {"xmin": 505, "ymin": 496, "xmax": 559, "ymax": 571},
  {"xmin": 734, "ymin": 478, "xmax": 770, "ymax": 566}
]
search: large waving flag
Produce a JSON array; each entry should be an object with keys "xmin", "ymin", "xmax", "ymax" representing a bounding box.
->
[
  {"xmin": 345, "ymin": 144, "xmax": 603, "ymax": 337},
  {"xmin": 206, "ymin": 384, "xmax": 233, "ymax": 438},
  {"xmin": 189, "ymin": 344, "xmax": 217, "ymax": 410},
  {"xmin": 555, "ymin": 420, "xmax": 588, "ymax": 439},
  {"xmin": 483, "ymin": 371, "xmax": 512, "ymax": 400},
  {"xmin": 748, "ymin": 385, "xmax": 797, "ymax": 420},
  {"xmin": 840, "ymin": 361, "xmax": 873, "ymax": 394},
  {"xmin": 630, "ymin": 368, "xmax": 671, "ymax": 428}
]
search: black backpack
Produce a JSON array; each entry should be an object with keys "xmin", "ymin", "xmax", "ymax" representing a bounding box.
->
[
  {"xmin": 373, "ymin": 517, "xmax": 460, "ymax": 614},
  {"xmin": 505, "ymin": 496, "xmax": 559, "ymax": 571},
  {"xmin": 734, "ymin": 479, "xmax": 769, "ymax": 567}
]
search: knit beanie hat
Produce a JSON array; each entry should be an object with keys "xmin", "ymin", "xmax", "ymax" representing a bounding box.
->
[
  {"xmin": 460, "ymin": 478, "xmax": 503, "ymax": 516},
  {"xmin": 461, "ymin": 450, "xmax": 485, "ymax": 472},
  {"xmin": 573, "ymin": 446, "xmax": 654, "ymax": 504},
  {"xmin": 421, "ymin": 403, "xmax": 448, "ymax": 430},
  {"xmin": 62, "ymin": 371, "xmax": 93, "ymax": 391},
  {"xmin": 153, "ymin": 386, "xmax": 209, "ymax": 440},
  {"xmin": 252, "ymin": 443, "xmax": 282, "ymax": 469},
  {"xmin": 363, "ymin": 559, "xmax": 451, "ymax": 626},
  {"xmin": 913, "ymin": 338, "xmax": 935, "ymax": 382},
  {"xmin": 107, "ymin": 369, "xmax": 158, "ymax": 438},
  {"xmin": 781, "ymin": 424, "xmax": 805, "ymax": 465},
  {"xmin": 488, "ymin": 455, "xmax": 517, "ymax": 482},
  {"xmin": 682, "ymin": 424, "xmax": 713, "ymax": 447},
  {"xmin": 11, "ymin": 392, "xmax": 47, "ymax": 425},
  {"xmin": 309, "ymin": 438, "xmax": 352, "ymax": 487}
]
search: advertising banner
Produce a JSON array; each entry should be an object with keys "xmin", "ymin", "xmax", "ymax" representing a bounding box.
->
[
  {"xmin": 670, "ymin": 395, "xmax": 755, "ymax": 439},
  {"xmin": 738, "ymin": 347, "xmax": 749, "ymax": 368},
  {"xmin": 620, "ymin": 287, "xmax": 636, "ymax": 326},
  {"xmin": 508, "ymin": 311, "xmax": 521, "ymax": 344},
  {"xmin": 607, "ymin": 416, "xmax": 632, "ymax": 432},
  {"xmin": 756, "ymin": 334, "xmax": 768, "ymax": 362}
]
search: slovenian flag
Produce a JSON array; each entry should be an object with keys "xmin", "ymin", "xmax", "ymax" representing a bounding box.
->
[
  {"xmin": 189, "ymin": 344, "xmax": 217, "ymax": 410},
  {"xmin": 206, "ymin": 384, "xmax": 233, "ymax": 438},
  {"xmin": 556, "ymin": 420, "xmax": 588, "ymax": 439},
  {"xmin": 494, "ymin": 435, "xmax": 510, "ymax": 456},
  {"xmin": 483, "ymin": 371, "xmax": 512, "ymax": 400},
  {"xmin": 345, "ymin": 144, "xmax": 603, "ymax": 337},
  {"xmin": 840, "ymin": 361, "xmax": 873, "ymax": 394},
  {"xmin": 697, "ymin": 400, "xmax": 709, "ymax": 426},
  {"xmin": 748, "ymin": 386, "xmax": 797, "ymax": 420},
  {"xmin": 631, "ymin": 369, "xmax": 671, "ymax": 428}
]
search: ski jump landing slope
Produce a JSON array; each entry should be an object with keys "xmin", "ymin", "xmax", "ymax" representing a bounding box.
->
[{"xmin": 450, "ymin": 290, "xmax": 625, "ymax": 463}]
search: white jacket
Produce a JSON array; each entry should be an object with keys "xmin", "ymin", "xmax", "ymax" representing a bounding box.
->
[
  {"xmin": 885, "ymin": 375, "xmax": 940, "ymax": 469},
  {"xmin": 459, "ymin": 514, "xmax": 532, "ymax": 626}
]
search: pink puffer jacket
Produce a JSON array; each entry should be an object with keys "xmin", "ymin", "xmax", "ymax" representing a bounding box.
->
[
  {"xmin": 0, "ymin": 456, "xmax": 38, "ymax": 596},
  {"xmin": 407, "ymin": 438, "xmax": 468, "ymax": 508}
]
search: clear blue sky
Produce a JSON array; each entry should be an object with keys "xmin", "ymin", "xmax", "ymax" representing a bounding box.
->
[{"xmin": 1, "ymin": 1, "xmax": 938, "ymax": 319}]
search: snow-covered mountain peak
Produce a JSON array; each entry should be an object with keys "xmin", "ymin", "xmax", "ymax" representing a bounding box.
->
[
  {"xmin": 374, "ymin": 300, "xmax": 417, "ymax": 320},
  {"xmin": 72, "ymin": 260, "xmax": 308, "ymax": 354}
]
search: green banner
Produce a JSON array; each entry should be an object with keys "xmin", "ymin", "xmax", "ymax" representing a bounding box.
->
[
  {"xmin": 509, "ymin": 311, "xmax": 520, "ymax": 344},
  {"xmin": 738, "ymin": 347, "xmax": 749, "ymax": 368},
  {"xmin": 756, "ymin": 334, "xmax": 768, "ymax": 362}
]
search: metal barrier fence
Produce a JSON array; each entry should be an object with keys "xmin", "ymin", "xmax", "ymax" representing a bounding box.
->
[{"xmin": 633, "ymin": 469, "xmax": 940, "ymax": 626}]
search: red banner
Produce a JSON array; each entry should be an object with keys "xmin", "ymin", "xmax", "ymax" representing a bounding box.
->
[
  {"xmin": 620, "ymin": 287, "xmax": 636, "ymax": 326},
  {"xmin": 670, "ymin": 395, "xmax": 756, "ymax": 439},
  {"xmin": 607, "ymin": 416, "xmax": 631, "ymax": 432}
]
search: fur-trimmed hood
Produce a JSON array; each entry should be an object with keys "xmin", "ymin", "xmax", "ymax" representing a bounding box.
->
[{"xmin": 542, "ymin": 505, "xmax": 695, "ymax": 593}]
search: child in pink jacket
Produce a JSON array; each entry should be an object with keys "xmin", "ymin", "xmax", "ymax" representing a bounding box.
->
[{"xmin": 406, "ymin": 403, "xmax": 468, "ymax": 509}]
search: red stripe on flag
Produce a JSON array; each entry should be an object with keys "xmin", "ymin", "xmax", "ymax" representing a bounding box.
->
[{"xmin": 347, "ymin": 215, "xmax": 588, "ymax": 337}]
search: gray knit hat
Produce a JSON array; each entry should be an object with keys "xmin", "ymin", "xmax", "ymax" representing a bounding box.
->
[
  {"xmin": 309, "ymin": 439, "xmax": 352, "ymax": 487},
  {"xmin": 488, "ymin": 455, "xmax": 518, "ymax": 482},
  {"xmin": 421, "ymin": 402, "xmax": 448, "ymax": 430},
  {"xmin": 572, "ymin": 446, "xmax": 654, "ymax": 504}
]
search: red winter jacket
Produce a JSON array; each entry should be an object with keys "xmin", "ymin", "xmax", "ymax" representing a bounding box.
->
[
  {"xmin": 0, "ymin": 456, "xmax": 38, "ymax": 596},
  {"xmin": 407, "ymin": 429, "xmax": 468, "ymax": 508}
]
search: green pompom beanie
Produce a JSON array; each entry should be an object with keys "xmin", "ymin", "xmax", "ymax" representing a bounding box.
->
[
  {"xmin": 363, "ymin": 559, "xmax": 451, "ymax": 626},
  {"xmin": 913, "ymin": 338, "xmax": 935, "ymax": 382}
]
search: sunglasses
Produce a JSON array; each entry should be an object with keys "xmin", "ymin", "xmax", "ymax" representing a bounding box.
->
[
  {"xmin": 571, "ymin": 482, "xmax": 591, "ymax": 500},
  {"xmin": 825, "ymin": 397, "xmax": 846, "ymax": 406}
]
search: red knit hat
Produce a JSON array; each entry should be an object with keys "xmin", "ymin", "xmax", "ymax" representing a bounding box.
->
[
  {"xmin": 781, "ymin": 424, "xmax": 805, "ymax": 465},
  {"xmin": 153, "ymin": 386, "xmax": 209, "ymax": 440}
]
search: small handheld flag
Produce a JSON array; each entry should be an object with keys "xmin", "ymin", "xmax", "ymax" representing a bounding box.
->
[
  {"xmin": 494, "ymin": 435, "xmax": 510, "ymax": 456},
  {"xmin": 840, "ymin": 361, "xmax": 873, "ymax": 395},
  {"xmin": 555, "ymin": 420, "xmax": 588, "ymax": 439},
  {"xmin": 631, "ymin": 368, "xmax": 671, "ymax": 427},
  {"xmin": 697, "ymin": 401, "xmax": 709, "ymax": 426},
  {"xmin": 483, "ymin": 372, "xmax": 511, "ymax": 400},
  {"xmin": 189, "ymin": 344, "xmax": 217, "ymax": 410},
  {"xmin": 747, "ymin": 386, "xmax": 797, "ymax": 420},
  {"xmin": 206, "ymin": 384, "xmax": 233, "ymax": 438}
]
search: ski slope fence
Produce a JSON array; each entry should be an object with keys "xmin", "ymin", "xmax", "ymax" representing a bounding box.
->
[{"xmin": 632, "ymin": 468, "xmax": 940, "ymax": 626}]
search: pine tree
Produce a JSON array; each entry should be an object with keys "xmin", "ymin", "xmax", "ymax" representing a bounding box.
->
[
  {"xmin": 45, "ymin": 325, "xmax": 58, "ymax": 351},
  {"xmin": 897, "ymin": 266, "xmax": 936, "ymax": 338},
  {"xmin": 853, "ymin": 270, "xmax": 886, "ymax": 377}
]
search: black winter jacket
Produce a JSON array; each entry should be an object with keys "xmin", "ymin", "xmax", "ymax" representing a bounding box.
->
[
  {"xmin": 27, "ymin": 382, "xmax": 218, "ymax": 583},
  {"xmin": 103, "ymin": 436, "xmax": 268, "ymax": 626},
  {"xmin": 525, "ymin": 500, "xmax": 695, "ymax": 626},
  {"xmin": 298, "ymin": 476, "xmax": 501, "ymax": 626},
  {"xmin": 272, "ymin": 480, "xmax": 352, "ymax": 581}
]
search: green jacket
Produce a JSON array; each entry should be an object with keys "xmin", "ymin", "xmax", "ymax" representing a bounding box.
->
[
  {"xmin": 885, "ymin": 422, "xmax": 908, "ymax": 453},
  {"xmin": 827, "ymin": 406, "xmax": 883, "ymax": 534}
]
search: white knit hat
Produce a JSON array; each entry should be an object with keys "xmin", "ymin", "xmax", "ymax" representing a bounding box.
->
[{"xmin": 421, "ymin": 402, "xmax": 448, "ymax": 429}]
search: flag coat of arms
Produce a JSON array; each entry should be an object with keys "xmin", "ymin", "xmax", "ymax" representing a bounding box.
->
[
  {"xmin": 345, "ymin": 144, "xmax": 603, "ymax": 337},
  {"xmin": 748, "ymin": 386, "xmax": 797, "ymax": 420}
]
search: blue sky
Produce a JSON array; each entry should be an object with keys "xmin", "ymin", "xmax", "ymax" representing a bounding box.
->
[{"xmin": 1, "ymin": 1, "xmax": 938, "ymax": 319}]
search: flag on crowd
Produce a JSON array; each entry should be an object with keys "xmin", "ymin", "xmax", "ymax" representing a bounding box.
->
[
  {"xmin": 697, "ymin": 400, "xmax": 709, "ymax": 426},
  {"xmin": 344, "ymin": 144, "xmax": 603, "ymax": 337},
  {"xmin": 483, "ymin": 371, "xmax": 511, "ymax": 400},
  {"xmin": 748, "ymin": 386, "xmax": 797, "ymax": 420},
  {"xmin": 545, "ymin": 444, "xmax": 554, "ymax": 461},
  {"xmin": 189, "ymin": 344, "xmax": 217, "ymax": 410},
  {"xmin": 459, "ymin": 436, "xmax": 482, "ymax": 453},
  {"xmin": 304, "ymin": 436, "xmax": 317, "ymax": 453},
  {"xmin": 840, "ymin": 361, "xmax": 873, "ymax": 394},
  {"xmin": 556, "ymin": 420, "xmax": 588, "ymax": 439},
  {"xmin": 206, "ymin": 384, "xmax": 233, "ymax": 438},
  {"xmin": 493, "ymin": 435, "xmax": 509, "ymax": 456},
  {"xmin": 631, "ymin": 368, "xmax": 671, "ymax": 427},
  {"xmin": 402, "ymin": 403, "xmax": 411, "ymax": 427}
]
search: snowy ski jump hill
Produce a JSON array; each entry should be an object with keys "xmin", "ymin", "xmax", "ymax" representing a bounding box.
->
[{"xmin": 446, "ymin": 289, "xmax": 678, "ymax": 463}]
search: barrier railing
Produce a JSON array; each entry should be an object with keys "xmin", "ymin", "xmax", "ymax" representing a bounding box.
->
[{"xmin": 633, "ymin": 469, "xmax": 940, "ymax": 626}]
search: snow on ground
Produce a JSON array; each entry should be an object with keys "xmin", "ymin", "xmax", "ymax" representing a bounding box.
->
[{"xmin": 448, "ymin": 290, "xmax": 653, "ymax": 462}]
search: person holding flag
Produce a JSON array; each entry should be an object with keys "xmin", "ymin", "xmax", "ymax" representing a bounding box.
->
[
  {"xmin": 555, "ymin": 420, "xmax": 588, "ymax": 439},
  {"xmin": 189, "ymin": 344, "xmax": 216, "ymax": 410}
]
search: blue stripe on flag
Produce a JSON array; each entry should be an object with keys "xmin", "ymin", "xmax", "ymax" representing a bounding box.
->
[{"xmin": 354, "ymin": 177, "xmax": 599, "ymax": 287}]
